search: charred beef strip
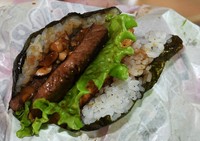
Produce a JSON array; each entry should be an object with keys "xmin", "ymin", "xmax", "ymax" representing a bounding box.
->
[
  {"xmin": 10, "ymin": 78, "xmax": 47, "ymax": 111},
  {"xmin": 10, "ymin": 24, "xmax": 108, "ymax": 111},
  {"xmin": 33, "ymin": 24, "xmax": 108, "ymax": 102}
]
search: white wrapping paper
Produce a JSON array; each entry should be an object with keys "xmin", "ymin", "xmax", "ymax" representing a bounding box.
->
[{"xmin": 0, "ymin": 0, "xmax": 200, "ymax": 141}]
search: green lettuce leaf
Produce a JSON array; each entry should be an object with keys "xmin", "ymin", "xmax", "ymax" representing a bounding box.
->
[{"xmin": 15, "ymin": 101, "xmax": 33, "ymax": 138}]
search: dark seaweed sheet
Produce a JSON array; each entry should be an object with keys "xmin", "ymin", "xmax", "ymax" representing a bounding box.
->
[
  {"xmin": 82, "ymin": 35, "xmax": 183, "ymax": 131},
  {"xmin": 143, "ymin": 35, "xmax": 183, "ymax": 91}
]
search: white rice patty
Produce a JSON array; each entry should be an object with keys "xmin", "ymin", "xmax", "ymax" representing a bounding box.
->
[
  {"xmin": 82, "ymin": 77, "xmax": 143, "ymax": 125},
  {"xmin": 82, "ymin": 30, "xmax": 171, "ymax": 125}
]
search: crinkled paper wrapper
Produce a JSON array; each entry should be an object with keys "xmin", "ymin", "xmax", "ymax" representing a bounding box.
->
[{"xmin": 1, "ymin": 0, "xmax": 200, "ymax": 141}]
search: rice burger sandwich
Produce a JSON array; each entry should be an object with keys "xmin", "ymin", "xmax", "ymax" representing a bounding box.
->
[{"xmin": 9, "ymin": 7, "xmax": 183, "ymax": 138}]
